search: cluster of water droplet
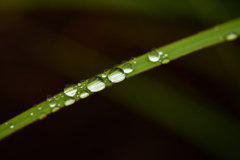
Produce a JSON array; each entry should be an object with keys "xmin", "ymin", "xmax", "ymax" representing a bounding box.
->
[
  {"xmin": 26, "ymin": 61, "xmax": 134, "ymax": 122},
  {"xmin": 148, "ymin": 49, "xmax": 170, "ymax": 64}
]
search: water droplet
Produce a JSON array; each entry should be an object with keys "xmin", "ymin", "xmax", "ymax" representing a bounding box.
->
[
  {"xmin": 64, "ymin": 85, "xmax": 77, "ymax": 97},
  {"xmin": 46, "ymin": 95, "xmax": 53, "ymax": 101},
  {"xmin": 226, "ymin": 32, "xmax": 238, "ymax": 41},
  {"xmin": 108, "ymin": 68, "xmax": 125, "ymax": 83},
  {"xmin": 122, "ymin": 63, "xmax": 133, "ymax": 73},
  {"xmin": 49, "ymin": 99, "xmax": 56, "ymax": 108},
  {"xmin": 163, "ymin": 54, "xmax": 168, "ymax": 58},
  {"xmin": 131, "ymin": 57, "xmax": 137, "ymax": 64},
  {"xmin": 5, "ymin": 122, "xmax": 8, "ymax": 125},
  {"xmin": 54, "ymin": 95, "xmax": 59, "ymax": 100},
  {"xmin": 87, "ymin": 77, "xmax": 106, "ymax": 92},
  {"xmin": 78, "ymin": 83, "xmax": 81, "ymax": 86},
  {"xmin": 162, "ymin": 59, "xmax": 170, "ymax": 64},
  {"xmin": 30, "ymin": 112, "xmax": 34, "ymax": 116},
  {"xmin": 64, "ymin": 97, "xmax": 75, "ymax": 106},
  {"xmin": 102, "ymin": 73, "xmax": 107, "ymax": 78},
  {"xmin": 80, "ymin": 91, "xmax": 90, "ymax": 99},
  {"xmin": 38, "ymin": 106, "xmax": 42, "ymax": 110},
  {"xmin": 148, "ymin": 50, "xmax": 162, "ymax": 62},
  {"xmin": 10, "ymin": 125, "xmax": 14, "ymax": 129},
  {"xmin": 38, "ymin": 114, "xmax": 47, "ymax": 120},
  {"xmin": 52, "ymin": 107, "xmax": 60, "ymax": 113}
]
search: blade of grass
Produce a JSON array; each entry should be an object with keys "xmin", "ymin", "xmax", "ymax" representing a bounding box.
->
[{"xmin": 0, "ymin": 17, "xmax": 240, "ymax": 143}]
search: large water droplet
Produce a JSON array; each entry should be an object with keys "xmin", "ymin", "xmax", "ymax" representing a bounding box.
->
[
  {"xmin": 64, "ymin": 97, "xmax": 75, "ymax": 106},
  {"xmin": 122, "ymin": 63, "xmax": 133, "ymax": 73},
  {"xmin": 49, "ymin": 99, "xmax": 56, "ymax": 108},
  {"xmin": 80, "ymin": 91, "xmax": 90, "ymax": 99},
  {"xmin": 226, "ymin": 32, "xmax": 238, "ymax": 41},
  {"xmin": 9, "ymin": 125, "xmax": 14, "ymax": 129},
  {"xmin": 108, "ymin": 68, "xmax": 125, "ymax": 83},
  {"xmin": 87, "ymin": 77, "xmax": 106, "ymax": 92},
  {"xmin": 64, "ymin": 85, "xmax": 77, "ymax": 97},
  {"xmin": 148, "ymin": 50, "xmax": 162, "ymax": 62}
]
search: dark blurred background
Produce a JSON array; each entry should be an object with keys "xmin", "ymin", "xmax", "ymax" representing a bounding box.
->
[{"xmin": 0, "ymin": 0, "xmax": 240, "ymax": 159}]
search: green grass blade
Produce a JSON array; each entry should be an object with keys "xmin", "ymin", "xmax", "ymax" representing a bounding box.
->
[{"xmin": 0, "ymin": 17, "xmax": 240, "ymax": 141}]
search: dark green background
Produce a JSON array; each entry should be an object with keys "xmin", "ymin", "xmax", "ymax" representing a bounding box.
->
[{"xmin": 0, "ymin": 0, "xmax": 240, "ymax": 159}]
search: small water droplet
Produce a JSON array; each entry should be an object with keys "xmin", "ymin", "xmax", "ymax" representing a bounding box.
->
[
  {"xmin": 38, "ymin": 106, "xmax": 42, "ymax": 110},
  {"xmin": 226, "ymin": 32, "xmax": 238, "ymax": 41},
  {"xmin": 54, "ymin": 95, "xmax": 59, "ymax": 100},
  {"xmin": 64, "ymin": 85, "xmax": 77, "ymax": 97},
  {"xmin": 64, "ymin": 97, "xmax": 75, "ymax": 106},
  {"xmin": 131, "ymin": 57, "xmax": 137, "ymax": 64},
  {"xmin": 49, "ymin": 99, "xmax": 56, "ymax": 108},
  {"xmin": 80, "ymin": 91, "xmax": 90, "ymax": 99},
  {"xmin": 52, "ymin": 107, "xmax": 60, "ymax": 113},
  {"xmin": 162, "ymin": 59, "xmax": 170, "ymax": 64},
  {"xmin": 87, "ymin": 77, "xmax": 106, "ymax": 92},
  {"xmin": 78, "ymin": 83, "xmax": 81, "ymax": 86},
  {"xmin": 108, "ymin": 68, "xmax": 125, "ymax": 83},
  {"xmin": 30, "ymin": 112, "xmax": 34, "ymax": 116},
  {"xmin": 38, "ymin": 114, "xmax": 47, "ymax": 120},
  {"xmin": 148, "ymin": 50, "xmax": 161, "ymax": 62},
  {"xmin": 102, "ymin": 73, "xmax": 107, "ymax": 78},
  {"xmin": 5, "ymin": 122, "xmax": 8, "ymax": 125},
  {"xmin": 46, "ymin": 95, "xmax": 53, "ymax": 101},
  {"xmin": 122, "ymin": 63, "xmax": 133, "ymax": 73},
  {"xmin": 10, "ymin": 125, "xmax": 14, "ymax": 129}
]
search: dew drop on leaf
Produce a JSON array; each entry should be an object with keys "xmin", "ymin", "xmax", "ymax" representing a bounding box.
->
[
  {"xmin": 122, "ymin": 63, "xmax": 134, "ymax": 73},
  {"xmin": 64, "ymin": 97, "xmax": 75, "ymax": 106},
  {"xmin": 87, "ymin": 76, "xmax": 106, "ymax": 92},
  {"xmin": 64, "ymin": 85, "xmax": 77, "ymax": 97},
  {"xmin": 108, "ymin": 68, "xmax": 125, "ymax": 83},
  {"xmin": 226, "ymin": 32, "xmax": 238, "ymax": 41}
]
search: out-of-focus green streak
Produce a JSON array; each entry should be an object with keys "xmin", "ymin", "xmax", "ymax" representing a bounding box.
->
[
  {"xmin": 104, "ymin": 75, "xmax": 240, "ymax": 160},
  {"xmin": 0, "ymin": 0, "xmax": 237, "ymax": 22}
]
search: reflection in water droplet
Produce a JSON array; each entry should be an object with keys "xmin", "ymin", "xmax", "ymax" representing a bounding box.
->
[
  {"xmin": 49, "ymin": 99, "xmax": 56, "ymax": 108},
  {"xmin": 162, "ymin": 59, "xmax": 170, "ymax": 64},
  {"xmin": 226, "ymin": 32, "xmax": 238, "ymax": 41},
  {"xmin": 87, "ymin": 77, "xmax": 106, "ymax": 92},
  {"xmin": 108, "ymin": 68, "xmax": 125, "ymax": 83},
  {"xmin": 52, "ymin": 107, "xmax": 60, "ymax": 113},
  {"xmin": 64, "ymin": 97, "xmax": 75, "ymax": 106},
  {"xmin": 38, "ymin": 114, "xmax": 47, "ymax": 120},
  {"xmin": 38, "ymin": 106, "xmax": 42, "ymax": 110},
  {"xmin": 64, "ymin": 85, "xmax": 77, "ymax": 97},
  {"xmin": 148, "ymin": 50, "xmax": 161, "ymax": 62},
  {"xmin": 30, "ymin": 112, "xmax": 34, "ymax": 116},
  {"xmin": 80, "ymin": 91, "xmax": 90, "ymax": 99},
  {"xmin": 10, "ymin": 125, "xmax": 14, "ymax": 129},
  {"xmin": 102, "ymin": 73, "xmax": 107, "ymax": 78},
  {"xmin": 122, "ymin": 63, "xmax": 133, "ymax": 73}
]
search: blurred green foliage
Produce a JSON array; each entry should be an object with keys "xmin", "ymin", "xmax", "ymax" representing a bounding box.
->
[{"xmin": 0, "ymin": 0, "xmax": 240, "ymax": 159}]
